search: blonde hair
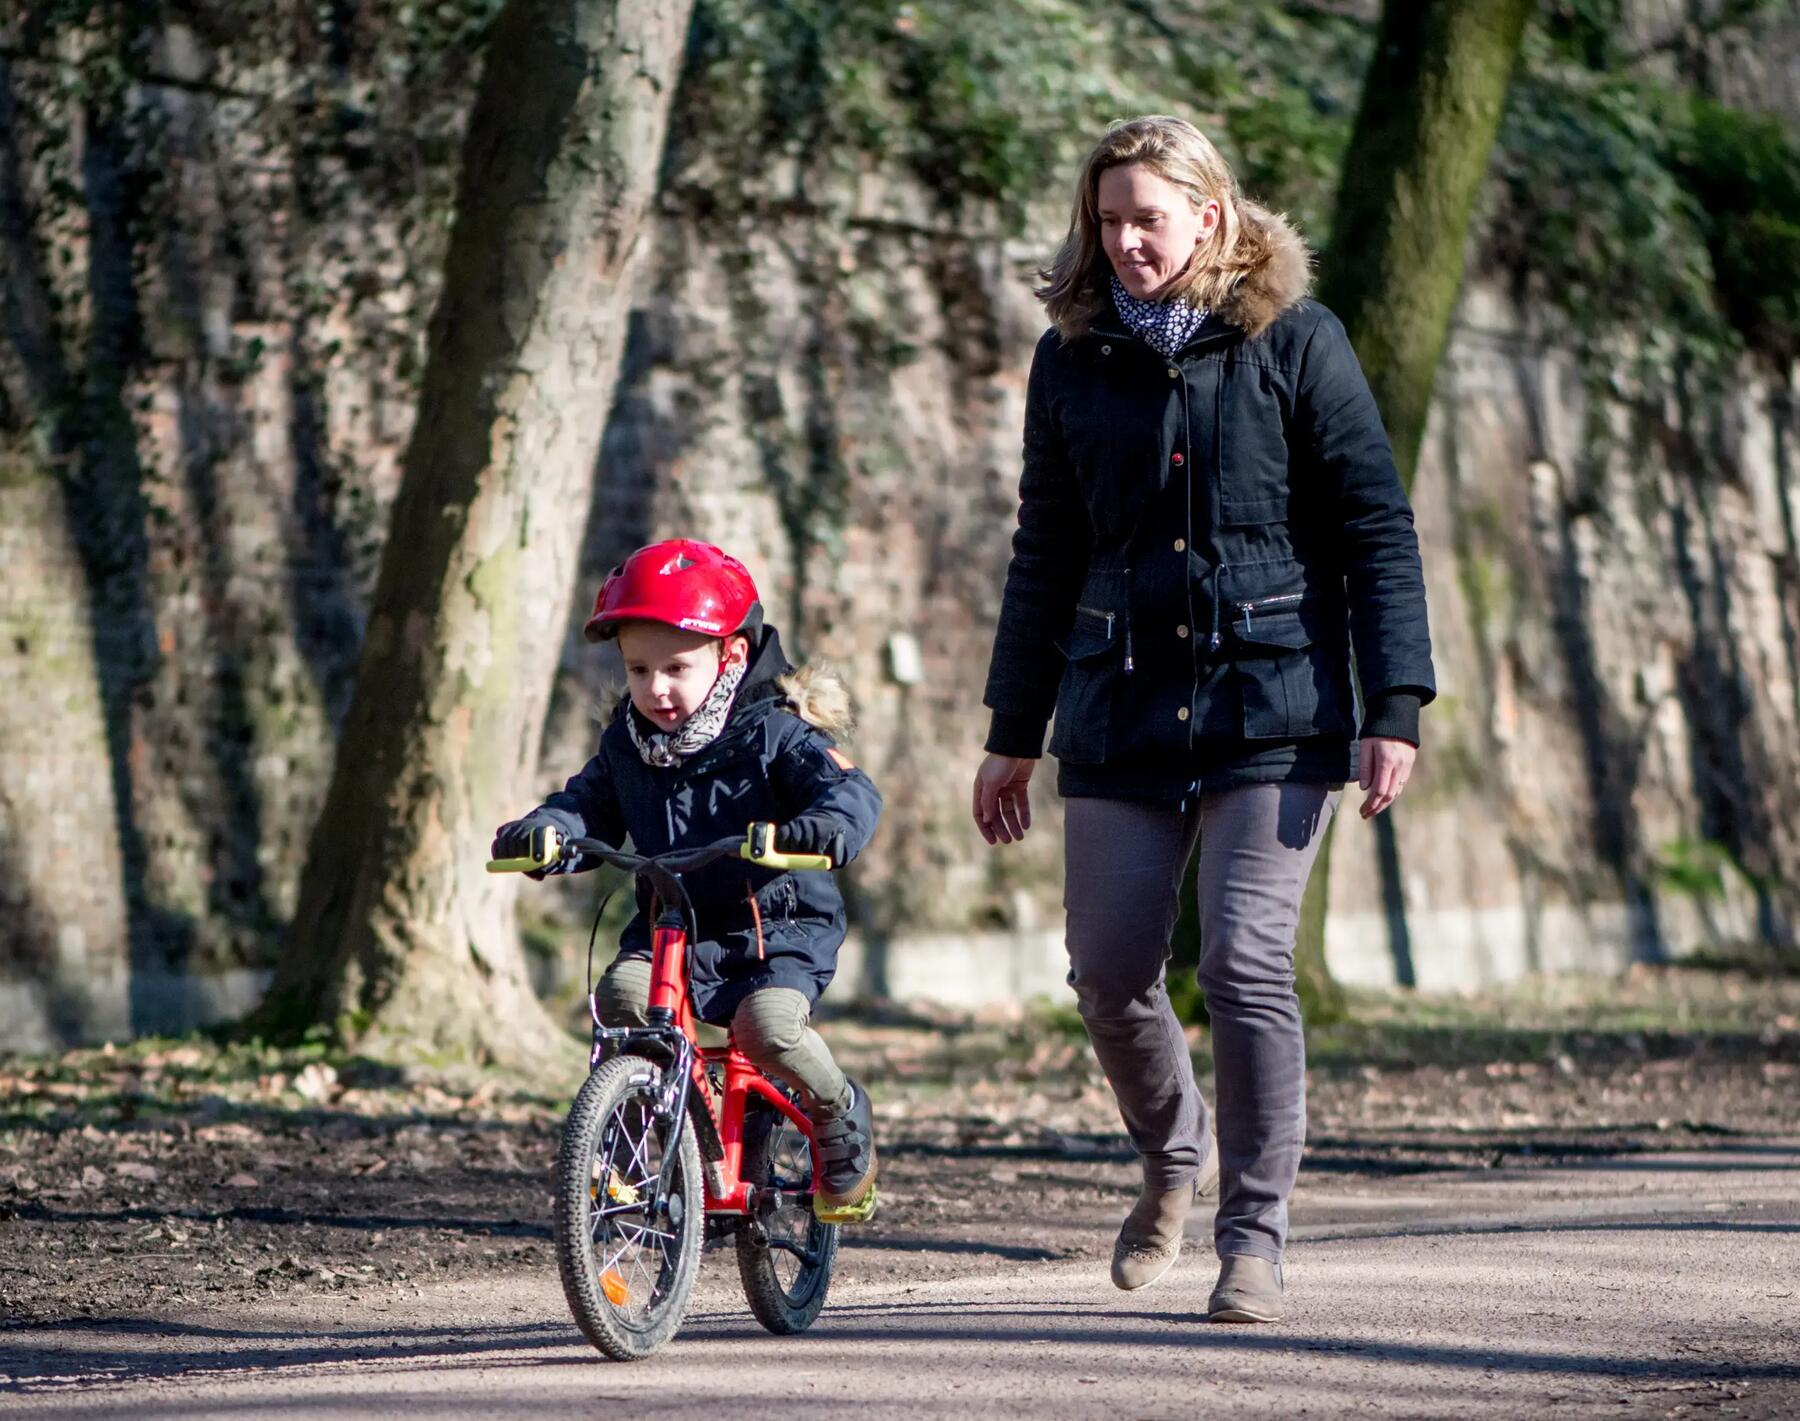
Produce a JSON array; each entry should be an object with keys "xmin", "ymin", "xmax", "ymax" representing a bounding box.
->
[{"xmin": 1039, "ymin": 115, "xmax": 1287, "ymax": 341}]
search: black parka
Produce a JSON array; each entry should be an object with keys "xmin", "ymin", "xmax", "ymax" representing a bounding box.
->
[
  {"xmin": 533, "ymin": 627, "xmax": 883, "ymax": 1023},
  {"xmin": 983, "ymin": 222, "xmax": 1435, "ymax": 803}
]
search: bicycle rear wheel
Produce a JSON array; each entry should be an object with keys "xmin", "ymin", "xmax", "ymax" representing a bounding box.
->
[
  {"xmin": 555, "ymin": 1054, "xmax": 703, "ymax": 1360},
  {"xmin": 736, "ymin": 1100, "xmax": 839, "ymax": 1334}
]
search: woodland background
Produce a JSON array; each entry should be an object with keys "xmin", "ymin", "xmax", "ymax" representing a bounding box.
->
[{"xmin": 2, "ymin": 0, "xmax": 1799, "ymax": 1053}]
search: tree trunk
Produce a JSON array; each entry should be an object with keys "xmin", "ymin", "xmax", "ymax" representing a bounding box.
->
[
  {"xmin": 1317, "ymin": 0, "xmax": 1538, "ymax": 487},
  {"xmin": 265, "ymin": 0, "xmax": 695, "ymax": 1064},
  {"xmin": 1295, "ymin": 0, "xmax": 1537, "ymax": 1017}
]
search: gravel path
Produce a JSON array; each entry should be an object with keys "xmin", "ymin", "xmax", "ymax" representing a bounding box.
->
[{"xmin": 7, "ymin": 1143, "xmax": 1796, "ymax": 1420}]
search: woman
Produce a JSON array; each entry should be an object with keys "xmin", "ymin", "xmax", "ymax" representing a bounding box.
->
[{"xmin": 973, "ymin": 115, "xmax": 1434, "ymax": 1323}]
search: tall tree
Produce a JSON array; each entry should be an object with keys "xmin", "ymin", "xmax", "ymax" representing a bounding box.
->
[
  {"xmin": 1296, "ymin": 0, "xmax": 1537, "ymax": 1017},
  {"xmin": 265, "ymin": 0, "xmax": 696, "ymax": 1063}
]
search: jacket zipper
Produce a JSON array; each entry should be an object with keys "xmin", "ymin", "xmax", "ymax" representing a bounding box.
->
[
  {"xmin": 1234, "ymin": 592, "xmax": 1304, "ymax": 637},
  {"xmin": 1075, "ymin": 605, "xmax": 1115, "ymax": 639},
  {"xmin": 1075, "ymin": 604, "xmax": 1132, "ymax": 672}
]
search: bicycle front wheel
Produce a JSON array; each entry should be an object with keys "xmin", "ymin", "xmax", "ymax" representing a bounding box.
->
[{"xmin": 554, "ymin": 1054, "xmax": 704, "ymax": 1360}]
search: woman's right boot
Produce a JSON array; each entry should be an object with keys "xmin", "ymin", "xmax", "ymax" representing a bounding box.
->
[{"xmin": 1110, "ymin": 1133, "xmax": 1220, "ymax": 1289}]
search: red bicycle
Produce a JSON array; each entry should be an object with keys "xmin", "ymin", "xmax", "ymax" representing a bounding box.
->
[{"xmin": 488, "ymin": 823, "xmax": 848, "ymax": 1360}]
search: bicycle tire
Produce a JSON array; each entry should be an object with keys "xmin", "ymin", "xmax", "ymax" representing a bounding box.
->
[
  {"xmin": 555, "ymin": 1054, "xmax": 704, "ymax": 1360},
  {"xmin": 735, "ymin": 1100, "xmax": 839, "ymax": 1334}
]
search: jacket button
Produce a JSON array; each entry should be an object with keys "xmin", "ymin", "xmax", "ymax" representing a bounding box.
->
[
  {"xmin": 1177, "ymin": 707, "xmax": 1190, "ymax": 721},
  {"xmin": 1177, "ymin": 624, "xmax": 1190, "ymax": 638},
  {"xmin": 1101, "ymin": 344, "xmax": 1112, "ymax": 355},
  {"xmin": 1173, "ymin": 538, "xmax": 1186, "ymax": 552},
  {"xmin": 1171, "ymin": 452, "xmax": 1184, "ymax": 465},
  {"xmin": 1167, "ymin": 366, "xmax": 1180, "ymax": 379}
]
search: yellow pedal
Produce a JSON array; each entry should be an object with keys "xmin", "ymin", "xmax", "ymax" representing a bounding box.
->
[
  {"xmin": 813, "ymin": 1185, "xmax": 878, "ymax": 1225},
  {"xmin": 600, "ymin": 1169, "xmax": 640, "ymax": 1206}
]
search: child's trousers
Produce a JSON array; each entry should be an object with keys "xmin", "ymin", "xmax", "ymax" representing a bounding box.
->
[{"xmin": 597, "ymin": 957, "xmax": 852, "ymax": 1117}]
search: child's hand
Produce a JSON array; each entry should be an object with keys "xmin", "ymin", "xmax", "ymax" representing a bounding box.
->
[
  {"xmin": 492, "ymin": 813, "xmax": 558, "ymax": 862},
  {"xmin": 777, "ymin": 818, "xmax": 848, "ymax": 867},
  {"xmin": 973, "ymin": 754, "xmax": 1037, "ymax": 845}
]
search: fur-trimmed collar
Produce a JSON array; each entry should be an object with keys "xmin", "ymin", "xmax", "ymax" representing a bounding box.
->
[
  {"xmin": 1081, "ymin": 204, "xmax": 1312, "ymax": 344},
  {"xmin": 1210, "ymin": 205, "xmax": 1312, "ymax": 341}
]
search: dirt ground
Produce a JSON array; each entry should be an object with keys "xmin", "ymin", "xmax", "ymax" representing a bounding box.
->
[{"xmin": 2, "ymin": 964, "xmax": 1798, "ymax": 1417}]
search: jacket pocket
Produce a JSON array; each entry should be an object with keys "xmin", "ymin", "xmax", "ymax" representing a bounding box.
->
[
  {"xmin": 1049, "ymin": 569, "xmax": 1130, "ymax": 764},
  {"xmin": 1229, "ymin": 594, "xmax": 1355, "ymax": 738},
  {"xmin": 1220, "ymin": 488, "xmax": 1292, "ymax": 526},
  {"xmin": 1228, "ymin": 592, "xmax": 1313, "ymax": 654},
  {"xmin": 1217, "ymin": 368, "xmax": 1294, "ymax": 526}
]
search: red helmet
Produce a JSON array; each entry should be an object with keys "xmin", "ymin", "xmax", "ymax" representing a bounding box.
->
[{"xmin": 583, "ymin": 539, "xmax": 761, "ymax": 643}]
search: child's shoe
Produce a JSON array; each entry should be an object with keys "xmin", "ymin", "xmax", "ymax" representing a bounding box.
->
[{"xmin": 812, "ymin": 1079, "xmax": 878, "ymax": 1223}]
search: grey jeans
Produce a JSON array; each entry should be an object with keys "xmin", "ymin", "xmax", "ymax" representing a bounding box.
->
[
  {"xmin": 597, "ymin": 957, "xmax": 852, "ymax": 1117},
  {"xmin": 1063, "ymin": 782, "xmax": 1339, "ymax": 1263}
]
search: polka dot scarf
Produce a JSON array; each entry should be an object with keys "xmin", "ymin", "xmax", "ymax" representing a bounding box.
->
[{"xmin": 1110, "ymin": 273, "xmax": 1209, "ymax": 359}]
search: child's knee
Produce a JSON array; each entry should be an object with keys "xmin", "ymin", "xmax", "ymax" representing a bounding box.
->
[
  {"xmin": 596, "ymin": 957, "xmax": 653, "ymax": 1026},
  {"xmin": 731, "ymin": 988, "xmax": 812, "ymax": 1059}
]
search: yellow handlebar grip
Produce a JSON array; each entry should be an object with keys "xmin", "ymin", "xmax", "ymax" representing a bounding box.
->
[
  {"xmin": 740, "ymin": 822, "xmax": 833, "ymax": 872},
  {"xmin": 745, "ymin": 848, "xmax": 835, "ymax": 872},
  {"xmin": 485, "ymin": 824, "xmax": 563, "ymax": 874}
]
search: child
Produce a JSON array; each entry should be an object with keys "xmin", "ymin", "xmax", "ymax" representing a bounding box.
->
[{"xmin": 493, "ymin": 539, "xmax": 883, "ymax": 1219}]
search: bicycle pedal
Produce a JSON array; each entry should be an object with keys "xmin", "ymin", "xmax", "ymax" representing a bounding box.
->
[{"xmin": 812, "ymin": 1186, "xmax": 878, "ymax": 1225}]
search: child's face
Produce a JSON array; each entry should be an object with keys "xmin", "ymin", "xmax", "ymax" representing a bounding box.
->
[{"xmin": 616, "ymin": 622, "xmax": 748, "ymax": 732}]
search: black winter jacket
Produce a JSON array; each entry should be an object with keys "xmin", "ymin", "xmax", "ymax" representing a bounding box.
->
[
  {"xmin": 983, "ymin": 221, "xmax": 1435, "ymax": 803},
  {"xmin": 532, "ymin": 627, "xmax": 882, "ymax": 1023}
]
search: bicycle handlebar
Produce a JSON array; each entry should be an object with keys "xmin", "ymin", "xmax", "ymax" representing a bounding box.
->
[{"xmin": 485, "ymin": 822, "xmax": 834, "ymax": 877}]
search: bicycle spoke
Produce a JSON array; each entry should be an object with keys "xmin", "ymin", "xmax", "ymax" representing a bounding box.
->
[
  {"xmin": 591, "ymin": 1094, "xmax": 685, "ymax": 1318},
  {"xmin": 615, "ymin": 1218, "xmax": 678, "ymax": 1246}
]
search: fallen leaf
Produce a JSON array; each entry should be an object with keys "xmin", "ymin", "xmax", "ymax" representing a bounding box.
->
[
  {"xmin": 224, "ymin": 1173, "xmax": 260, "ymax": 1188},
  {"xmin": 292, "ymin": 1063, "xmax": 339, "ymax": 1104},
  {"xmin": 80, "ymin": 1165, "xmax": 106, "ymax": 1190},
  {"xmin": 114, "ymin": 1162, "xmax": 160, "ymax": 1182}
]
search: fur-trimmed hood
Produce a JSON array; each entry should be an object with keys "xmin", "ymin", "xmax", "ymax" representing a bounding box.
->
[
  {"xmin": 775, "ymin": 662, "xmax": 854, "ymax": 737},
  {"xmin": 1209, "ymin": 204, "xmax": 1313, "ymax": 341}
]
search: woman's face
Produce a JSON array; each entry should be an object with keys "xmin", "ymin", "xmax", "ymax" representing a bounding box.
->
[
  {"xmin": 616, "ymin": 622, "xmax": 746, "ymax": 732},
  {"xmin": 1096, "ymin": 163, "xmax": 1220, "ymax": 301}
]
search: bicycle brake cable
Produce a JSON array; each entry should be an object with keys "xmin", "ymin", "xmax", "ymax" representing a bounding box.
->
[{"xmin": 584, "ymin": 886, "xmax": 616, "ymax": 1027}]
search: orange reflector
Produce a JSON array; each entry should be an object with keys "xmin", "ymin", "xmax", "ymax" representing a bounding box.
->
[{"xmin": 600, "ymin": 1268, "xmax": 630, "ymax": 1306}]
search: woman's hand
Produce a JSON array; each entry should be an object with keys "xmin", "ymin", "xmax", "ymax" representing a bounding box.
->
[
  {"xmin": 973, "ymin": 754, "xmax": 1038, "ymax": 845},
  {"xmin": 1358, "ymin": 737, "xmax": 1417, "ymax": 819}
]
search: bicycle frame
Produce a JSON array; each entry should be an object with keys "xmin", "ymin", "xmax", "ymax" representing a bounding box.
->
[{"xmin": 618, "ymin": 920, "xmax": 820, "ymax": 1216}]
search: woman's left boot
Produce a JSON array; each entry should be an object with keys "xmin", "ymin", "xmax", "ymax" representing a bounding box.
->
[{"xmin": 1208, "ymin": 1255, "xmax": 1285, "ymax": 1322}]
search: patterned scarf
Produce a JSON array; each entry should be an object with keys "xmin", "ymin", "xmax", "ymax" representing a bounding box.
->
[
  {"xmin": 626, "ymin": 658, "xmax": 748, "ymax": 768},
  {"xmin": 1110, "ymin": 273, "xmax": 1209, "ymax": 359}
]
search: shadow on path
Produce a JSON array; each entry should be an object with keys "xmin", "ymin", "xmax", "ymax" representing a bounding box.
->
[{"xmin": 7, "ymin": 1302, "xmax": 1798, "ymax": 1395}]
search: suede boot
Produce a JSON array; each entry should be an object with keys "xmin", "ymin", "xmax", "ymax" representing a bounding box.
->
[
  {"xmin": 1110, "ymin": 1133, "xmax": 1220, "ymax": 1290},
  {"xmin": 1208, "ymin": 1254, "xmax": 1285, "ymax": 1322}
]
